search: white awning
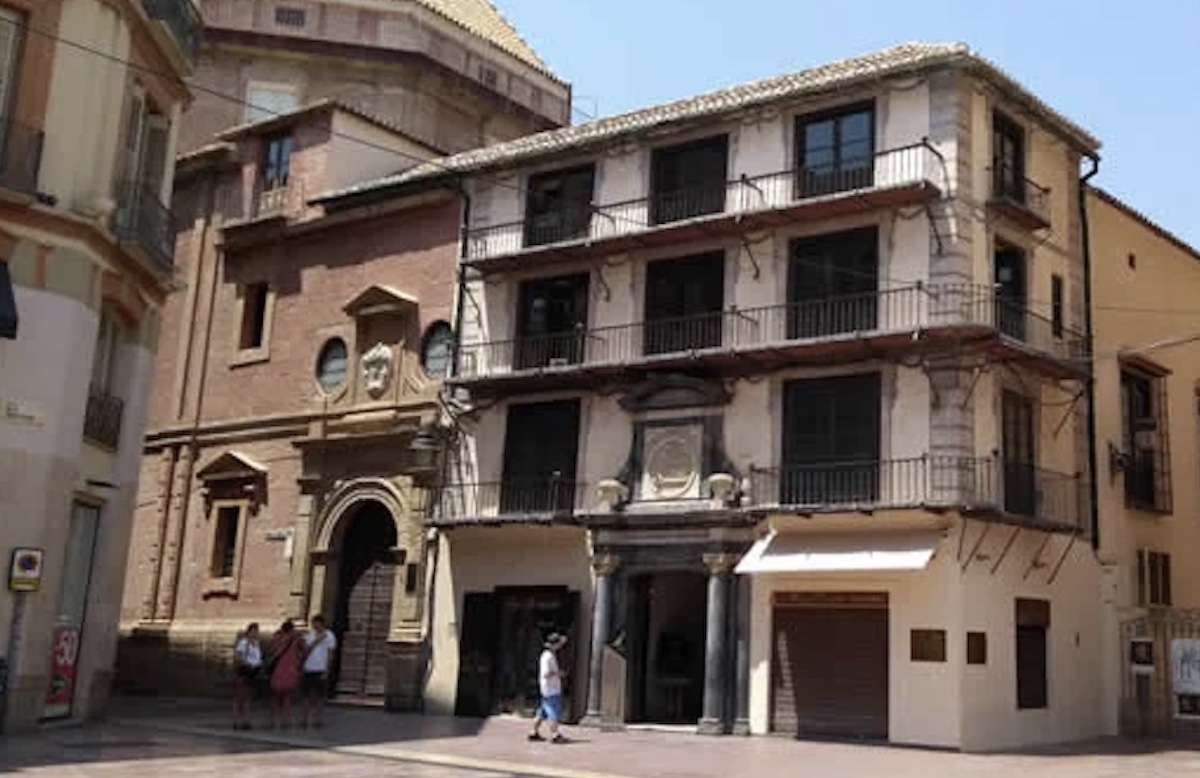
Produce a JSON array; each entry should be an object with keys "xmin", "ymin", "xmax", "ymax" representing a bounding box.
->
[{"xmin": 735, "ymin": 529, "xmax": 943, "ymax": 574}]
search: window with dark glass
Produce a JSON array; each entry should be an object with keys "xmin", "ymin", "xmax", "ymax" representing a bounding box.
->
[
  {"xmin": 795, "ymin": 104, "xmax": 875, "ymax": 198},
  {"xmin": 262, "ymin": 132, "xmax": 292, "ymax": 192},
  {"xmin": 911, "ymin": 629, "xmax": 947, "ymax": 662},
  {"xmin": 1137, "ymin": 549, "xmax": 1172, "ymax": 606},
  {"xmin": 650, "ymin": 135, "xmax": 728, "ymax": 225},
  {"xmin": 643, "ymin": 252, "xmax": 724, "ymax": 355},
  {"xmin": 239, "ymin": 282, "xmax": 269, "ymax": 350},
  {"xmin": 780, "ymin": 373, "xmax": 881, "ymax": 505},
  {"xmin": 211, "ymin": 505, "xmax": 241, "ymax": 578},
  {"xmin": 1051, "ymin": 274, "xmax": 1064, "ymax": 339},
  {"xmin": 788, "ymin": 227, "xmax": 878, "ymax": 338},
  {"xmin": 995, "ymin": 244, "xmax": 1027, "ymax": 341},
  {"xmin": 500, "ymin": 400, "xmax": 581, "ymax": 514},
  {"xmin": 1121, "ymin": 368, "xmax": 1171, "ymax": 512},
  {"xmin": 1015, "ymin": 598, "xmax": 1049, "ymax": 710},
  {"xmin": 1001, "ymin": 391, "xmax": 1036, "ymax": 517},
  {"xmin": 515, "ymin": 274, "xmax": 589, "ymax": 369},
  {"xmin": 316, "ymin": 338, "xmax": 347, "ymax": 392},
  {"xmin": 992, "ymin": 113, "xmax": 1026, "ymax": 205},
  {"xmin": 967, "ymin": 632, "xmax": 988, "ymax": 665},
  {"xmin": 524, "ymin": 165, "xmax": 595, "ymax": 247}
]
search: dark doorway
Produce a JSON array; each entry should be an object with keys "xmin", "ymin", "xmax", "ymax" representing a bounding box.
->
[
  {"xmin": 650, "ymin": 135, "xmax": 729, "ymax": 225},
  {"xmin": 625, "ymin": 572, "xmax": 708, "ymax": 725},
  {"xmin": 454, "ymin": 587, "xmax": 580, "ymax": 719},
  {"xmin": 333, "ymin": 502, "xmax": 397, "ymax": 698},
  {"xmin": 995, "ymin": 246, "xmax": 1027, "ymax": 341},
  {"xmin": 1001, "ymin": 391, "xmax": 1036, "ymax": 518},
  {"xmin": 515, "ymin": 274, "xmax": 589, "ymax": 370},
  {"xmin": 781, "ymin": 373, "xmax": 881, "ymax": 505},
  {"xmin": 643, "ymin": 252, "xmax": 725, "ymax": 356},
  {"xmin": 788, "ymin": 228, "xmax": 878, "ymax": 339},
  {"xmin": 500, "ymin": 400, "xmax": 581, "ymax": 514}
]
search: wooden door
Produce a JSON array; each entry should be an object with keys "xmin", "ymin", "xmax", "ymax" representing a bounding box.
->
[
  {"xmin": 1002, "ymin": 391, "xmax": 1036, "ymax": 516},
  {"xmin": 455, "ymin": 592, "xmax": 498, "ymax": 717},
  {"xmin": 336, "ymin": 560, "xmax": 395, "ymax": 697}
]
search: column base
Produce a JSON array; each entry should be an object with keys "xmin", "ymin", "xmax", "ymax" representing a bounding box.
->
[
  {"xmin": 579, "ymin": 712, "xmax": 604, "ymax": 729},
  {"xmin": 731, "ymin": 718, "xmax": 751, "ymax": 736},
  {"xmin": 696, "ymin": 717, "xmax": 726, "ymax": 736}
]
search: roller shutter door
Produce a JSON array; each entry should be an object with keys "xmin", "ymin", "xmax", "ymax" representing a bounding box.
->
[{"xmin": 770, "ymin": 595, "xmax": 888, "ymax": 739}]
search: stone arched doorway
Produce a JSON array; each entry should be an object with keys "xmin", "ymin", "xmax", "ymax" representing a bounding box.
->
[{"xmin": 309, "ymin": 479, "xmax": 410, "ymax": 700}]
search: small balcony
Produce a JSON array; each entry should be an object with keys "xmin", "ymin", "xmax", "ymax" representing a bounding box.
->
[
  {"xmin": 83, "ymin": 385, "xmax": 124, "ymax": 449},
  {"xmin": 142, "ymin": 0, "xmax": 203, "ymax": 62},
  {"xmin": 988, "ymin": 171, "xmax": 1051, "ymax": 231},
  {"xmin": 746, "ymin": 456, "xmax": 1084, "ymax": 532},
  {"xmin": 114, "ymin": 180, "xmax": 177, "ymax": 271},
  {"xmin": 433, "ymin": 477, "xmax": 587, "ymax": 525},
  {"xmin": 463, "ymin": 142, "xmax": 947, "ymax": 271},
  {"xmin": 454, "ymin": 283, "xmax": 1090, "ymax": 394},
  {"xmin": 0, "ymin": 118, "xmax": 43, "ymax": 198},
  {"xmin": 251, "ymin": 179, "xmax": 307, "ymax": 221}
]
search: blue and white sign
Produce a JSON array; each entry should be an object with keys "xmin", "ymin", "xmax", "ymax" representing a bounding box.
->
[{"xmin": 1170, "ymin": 639, "xmax": 1200, "ymax": 718}]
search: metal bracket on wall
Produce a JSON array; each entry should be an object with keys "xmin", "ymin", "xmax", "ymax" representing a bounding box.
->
[
  {"xmin": 989, "ymin": 526, "xmax": 1022, "ymax": 575},
  {"xmin": 593, "ymin": 264, "xmax": 612, "ymax": 301},
  {"xmin": 923, "ymin": 201, "xmax": 946, "ymax": 256},
  {"xmin": 1022, "ymin": 532, "xmax": 1054, "ymax": 581},
  {"xmin": 1053, "ymin": 389, "xmax": 1086, "ymax": 437},
  {"xmin": 960, "ymin": 521, "xmax": 993, "ymax": 571},
  {"xmin": 1046, "ymin": 534, "xmax": 1077, "ymax": 585},
  {"xmin": 738, "ymin": 232, "xmax": 770, "ymax": 280},
  {"xmin": 959, "ymin": 365, "xmax": 985, "ymax": 409}
]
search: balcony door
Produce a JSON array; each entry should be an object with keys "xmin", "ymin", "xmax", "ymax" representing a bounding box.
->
[
  {"xmin": 995, "ymin": 246, "xmax": 1027, "ymax": 341},
  {"xmin": 500, "ymin": 400, "xmax": 581, "ymax": 514},
  {"xmin": 788, "ymin": 228, "xmax": 878, "ymax": 338},
  {"xmin": 1001, "ymin": 391, "xmax": 1036, "ymax": 517},
  {"xmin": 796, "ymin": 105, "xmax": 874, "ymax": 198},
  {"xmin": 524, "ymin": 165, "xmax": 595, "ymax": 247},
  {"xmin": 992, "ymin": 114, "xmax": 1026, "ymax": 204},
  {"xmin": 515, "ymin": 274, "xmax": 589, "ymax": 370},
  {"xmin": 650, "ymin": 135, "xmax": 728, "ymax": 225},
  {"xmin": 781, "ymin": 373, "xmax": 881, "ymax": 505},
  {"xmin": 643, "ymin": 252, "xmax": 724, "ymax": 356}
]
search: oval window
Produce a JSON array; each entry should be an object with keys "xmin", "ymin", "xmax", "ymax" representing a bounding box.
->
[
  {"xmin": 421, "ymin": 322, "xmax": 454, "ymax": 379},
  {"xmin": 316, "ymin": 338, "xmax": 348, "ymax": 392}
]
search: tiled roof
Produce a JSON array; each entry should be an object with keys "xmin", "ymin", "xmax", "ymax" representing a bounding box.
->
[
  {"xmin": 410, "ymin": 0, "xmax": 549, "ymax": 73},
  {"xmin": 321, "ymin": 42, "xmax": 1100, "ymax": 203}
]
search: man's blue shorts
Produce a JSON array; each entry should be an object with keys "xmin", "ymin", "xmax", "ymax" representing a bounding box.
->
[{"xmin": 538, "ymin": 694, "xmax": 563, "ymax": 723}]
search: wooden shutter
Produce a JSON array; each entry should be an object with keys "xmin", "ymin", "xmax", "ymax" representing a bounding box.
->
[
  {"xmin": 140, "ymin": 114, "xmax": 171, "ymax": 201},
  {"xmin": 454, "ymin": 592, "xmax": 498, "ymax": 717},
  {"xmin": 116, "ymin": 88, "xmax": 147, "ymax": 192},
  {"xmin": 0, "ymin": 8, "xmax": 21, "ymax": 121}
]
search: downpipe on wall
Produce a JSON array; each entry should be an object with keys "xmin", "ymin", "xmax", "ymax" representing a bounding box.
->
[{"xmin": 1078, "ymin": 154, "xmax": 1101, "ymax": 549}]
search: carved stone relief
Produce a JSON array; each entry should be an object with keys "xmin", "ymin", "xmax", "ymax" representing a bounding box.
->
[{"xmin": 361, "ymin": 342, "xmax": 394, "ymax": 398}]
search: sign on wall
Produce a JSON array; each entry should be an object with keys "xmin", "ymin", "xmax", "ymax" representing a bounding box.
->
[
  {"xmin": 7, "ymin": 548, "xmax": 44, "ymax": 592},
  {"xmin": 1130, "ymin": 638, "xmax": 1155, "ymax": 676},
  {"xmin": 1170, "ymin": 639, "xmax": 1200, "ymax": 718}
]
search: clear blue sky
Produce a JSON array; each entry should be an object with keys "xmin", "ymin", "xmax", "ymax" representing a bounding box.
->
[{"xmin": 500, "ymin": 0, "xmax": 1200, "ymax": 246}]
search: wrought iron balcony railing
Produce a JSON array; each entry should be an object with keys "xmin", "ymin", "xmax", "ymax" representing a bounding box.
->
[
  {"xmin": 990, "ymin": 170, "xmax": 1051, "ymax": 228},
  {"xmin": 83, "ymin": 385, "xmax": 124, "ymax": 449},
  {"xmin": 114, "ymin": 179, "xmax": 177, "ymax": 270},
  {"xmin": 142, "ymin": 0, "xmax": 203, "ymax": 61},
  {"xmin": 455, "ymin": 283, "xmax": 1089, "ymax": 380},
  {"xmin": 0, "ymin": 118, "xmax": 43, "ymax": 197},
  {"xmin": 746, "ymin": 456, "xmax": 1084, "ymax": 530},
  {"xmin": 434, "ymin": 477, "xmax": 587, "ymax": 523},
  {"xmin": 464, "ymin": 142, "xmax": 947, "ymax": 262}
]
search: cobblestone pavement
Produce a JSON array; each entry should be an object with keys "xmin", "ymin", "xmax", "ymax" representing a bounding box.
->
[{"xmin": 3, "ymin": 698, "xmax": 1200, "ymax": 778}]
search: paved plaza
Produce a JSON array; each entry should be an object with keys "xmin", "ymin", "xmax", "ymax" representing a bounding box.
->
[{"xmin": 3, "ymin": 699, "xmax": 1200, "ymax": 778}]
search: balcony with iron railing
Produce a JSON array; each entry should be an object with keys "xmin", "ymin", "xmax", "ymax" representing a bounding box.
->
[
  {"xmin": 454, "ymin": 283, "xmax": 1090, "ymax": 392},
  {"xmin": 463, "ymin": 142, "xmax": 948, "ymax": 269},
  {"xmin": 989, "ymin": 169, "xmax": 1051, "ymax": 231},
  {"xmin": 114, "ymin": 179, "xmax": 177, "ymax": 271},
  {"xmin": 142, "ymin": 0, "xmax": 203, "ymax": 62},
  {"xmin": 83, "ymin": 385, "xmax": 124, "ymax": 449},
  {"xmin": 0, "ymin": 118, "xmax": 43, "ymax": 198},
  {"xmin": 433, "ymin": 456, "xmax": 1085, "ymax": 532}
]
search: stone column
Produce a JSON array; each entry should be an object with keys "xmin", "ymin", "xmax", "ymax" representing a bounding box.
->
[
  {"xmin": 732, "ymin": 573, "xmax": 752, "ymax": 735},
  {"xmin": 582, "ymin": 553, "xmax": 619, "ymax": 728},
  {"xmin": 699, "ymin": 553, "xmax": 737, "ymax": 735}
]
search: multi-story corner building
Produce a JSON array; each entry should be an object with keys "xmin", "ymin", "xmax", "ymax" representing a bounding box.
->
[
  {"xmin": 0, "ymin": 0, "xmax": 195, "ymax": 729},
  {"xmin": 116, "ymin": 100, "xmax": 467, "ymax": 707},
  {"xmin": 180, "ymin": 0, "xmax": 571, "ymax": 155},
  {"xmin": 341, "ymin": 42, "xmax": 1106, "ymax": 750},
  {"xmin": 1086, "ymin": 188, "xmax": 1200, "ymax": 738}
]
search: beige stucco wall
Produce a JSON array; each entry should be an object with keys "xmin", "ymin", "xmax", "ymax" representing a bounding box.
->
[
  {"xmin": 747, "ymin": 515, "xmax": 1103, "ymax": 751},
  {"xmin": 424, "ymin": 525, "xmax": 593, "ymax": 715}
]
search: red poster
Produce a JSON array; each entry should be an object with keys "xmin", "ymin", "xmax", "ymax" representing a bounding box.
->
[{"xmin": 44, "ymin": 626, "xmax": 80, "ymax": 715}]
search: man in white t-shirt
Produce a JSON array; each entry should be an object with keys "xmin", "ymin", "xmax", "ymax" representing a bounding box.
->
[
  {"xmin": 301, "ymin": 614, "xmax": 337, "ymax": 728},
  {"xmin": 528, "ymin": 632, "xmax": 568, "ymax": 743}
]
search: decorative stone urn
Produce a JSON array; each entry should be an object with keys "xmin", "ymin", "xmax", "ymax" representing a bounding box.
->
[
  {"xmin": 596, "ymin": 479, "xmax": 629, "ymax": 511},
  {"xmin": 706, "ymin": 472, "xmax": 737, "ymax": 505}
]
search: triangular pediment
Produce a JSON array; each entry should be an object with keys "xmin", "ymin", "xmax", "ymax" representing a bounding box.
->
[
  {"xmin": 343, "ymin": 284, "xmax": 419, "ymax": 317},
  {"xmin": 196, "ymin": 450, "xmax": 269, "ymax": 482}
]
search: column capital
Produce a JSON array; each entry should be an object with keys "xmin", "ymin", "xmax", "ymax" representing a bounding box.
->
[
  {"xmin": 703, "ymin": 553, "xmax": 739, "ymax": 575},
  {"xmin": 591, "ymin": 553, "xmax": 620, "ymax": 576}
]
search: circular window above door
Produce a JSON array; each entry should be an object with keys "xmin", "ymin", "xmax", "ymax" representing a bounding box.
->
[
  {"xmin": 421, "ymin": 322, "xmax": 454, "ymax": 379},
  {"xmin": 316, "ymin": 338, "xmax": 348, "ymax": 393}
]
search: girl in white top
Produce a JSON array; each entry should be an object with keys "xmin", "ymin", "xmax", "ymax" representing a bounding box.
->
[{"xmin": 232, "ymin": 622, "xmax": 262, "ymax": 730}]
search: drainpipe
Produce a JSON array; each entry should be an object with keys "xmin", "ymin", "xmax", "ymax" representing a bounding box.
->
[
  {"xmin": 1079, "ymin": 154, "xmax": 1101, "ymax": 549},
  {"xmin": 451, "ymin": 182, "xmax": 471, "ymax": 381}
]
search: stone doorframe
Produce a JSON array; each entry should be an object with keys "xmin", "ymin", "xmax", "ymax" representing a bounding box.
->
[{"xmin": 307, "ymin": 477, "xmax": 413, "ymax": 639}]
